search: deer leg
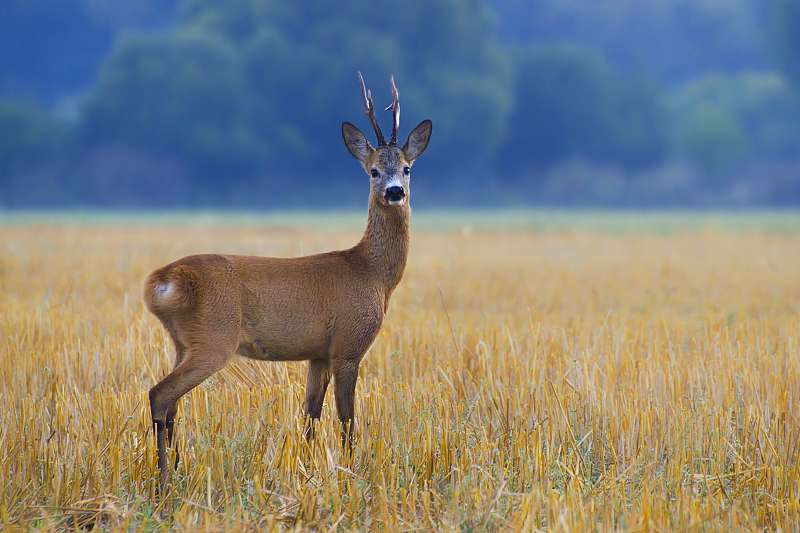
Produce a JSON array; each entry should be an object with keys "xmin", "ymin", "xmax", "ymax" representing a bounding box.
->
[
  {"xmin": 165, "ymin": 339, "xmax": 187, "ymax": 470},
  {"xmin": 149, "ymin": 348, "xmax": 230, "ymax": 491},
  {"xmin": 165, "ymin": 403, "xmax": 180, "ymax": 470},
  {"xmin": 304, "ymin": 358, "xmax": 331, "ymax": 441},
  {"xmin": 333, "ymin": 360, "xmax": 360, "ymax": 451}
]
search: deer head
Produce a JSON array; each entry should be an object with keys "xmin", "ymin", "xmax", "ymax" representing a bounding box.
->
[{"xmin": 342, "ymin": 73, "xmax": 432, "ymax": 208}]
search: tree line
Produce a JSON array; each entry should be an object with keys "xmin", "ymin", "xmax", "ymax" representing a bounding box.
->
[{"xmin": 1, "ymin": 0, "xmax": 799, "ymax": 207}]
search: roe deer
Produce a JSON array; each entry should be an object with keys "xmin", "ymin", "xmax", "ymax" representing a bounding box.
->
[{"xmin": 143, "ymin": 73, "xmax": 432, "ymax": 489}]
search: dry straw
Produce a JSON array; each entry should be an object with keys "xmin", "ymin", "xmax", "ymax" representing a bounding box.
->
[{"xmin": 1, "ymin": 215, "xmax": 799, "ymax": 531}]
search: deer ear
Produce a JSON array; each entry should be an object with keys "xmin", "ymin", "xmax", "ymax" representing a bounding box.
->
[
  {"xmin": 402, "ymin": 120, "xmax": 432, "ymax": 162},
  {"xmin": 342, "ymin": 122, "xmax": 374, "ymax": 163}
]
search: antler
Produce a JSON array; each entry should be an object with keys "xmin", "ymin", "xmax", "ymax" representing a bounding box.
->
[
  {"xmin": 384, "ymin": 75, "xmax": 400, "ymax": 146},
  {"xmin": 359, "ymin": 72, "xmax": 386, "ymax": 147}
]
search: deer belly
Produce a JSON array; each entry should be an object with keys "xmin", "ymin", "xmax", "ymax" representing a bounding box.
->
[{"xmin": 236, "ymin": 332, "xmax": 329, "ymax": 362}]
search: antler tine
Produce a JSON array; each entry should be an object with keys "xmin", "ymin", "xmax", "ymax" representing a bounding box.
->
[
  {"xmin": 385, "ymin": 75, "xmax": 400, "ymax": 146},
  {"xmin": 358, "ymin": 71, "xmax": 386, "ymax": 147}
]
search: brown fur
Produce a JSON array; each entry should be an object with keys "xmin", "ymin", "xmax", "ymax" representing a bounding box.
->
[{"xmin": 143, "ymin": 103, "xmax": 431, "ymax": 489}]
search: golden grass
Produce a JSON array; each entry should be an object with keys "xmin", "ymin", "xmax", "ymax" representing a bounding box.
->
[{"xmin": 2, "ymin": 213, "xmax": 799, "ymax": 531}]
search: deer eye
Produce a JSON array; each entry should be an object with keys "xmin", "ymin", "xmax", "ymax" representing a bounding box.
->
[
  {"xmin": 371, "ymin": 168, "xmax": 379, "ymax": 178},
  {"xmin": 403, "ymin": 166, "xmax": 410, "ymax": 175}
]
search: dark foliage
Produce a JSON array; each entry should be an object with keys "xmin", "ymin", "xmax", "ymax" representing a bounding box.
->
[{"xmin": 0, "ymin": 0, "xmax": 798, "ymax": 207}]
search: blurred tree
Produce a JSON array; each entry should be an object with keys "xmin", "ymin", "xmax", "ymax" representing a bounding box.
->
[
  {"xmin": 81, "ymin": 32, "xmax": 265, "ymax": 186},
  {"xmin": 669, "ymin": 72, "xmax": 800, "ymax": 178},
  {"xmin": 0, "ymin": 0, "xmax": 178, "ymax": 106},
  {"xmin": 770, "ymin": 0, "xmax": 800, "ymax": 91},
  {"xmin": 80, "ymin": 0, "xmax": 511, "ymax": 199},
  {"xmin": 0, "ymin": 99, "xmax": 67, "ymax": 206},
  {"xmin": 5, "ymin": 0, "xmax": 800, "ymax": 207},
  {"xmin": 0, "ymin": 0, "xmax": 112, "ymax": 105},
  {"xmin": 498, "ymin": 44, "xmax": 666, "ymax": 179},
  {"xmin": 491, "ymin": 0, "xmax": 767, "ymax": 85},
  {"xmin": 0, "ymin": 100, "xmax": 65, "ymax": 175},
  {"xmin": 676, "ymin": 105, "xmax": 749, "ymax": 177},
  {"xmin": 82, "ymin": 0, "xmax": 180, "ymax": 30}
]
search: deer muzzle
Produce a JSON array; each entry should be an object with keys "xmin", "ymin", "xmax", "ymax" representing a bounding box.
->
[{"xmin": 384, "ymin": 186, "xmax": 405, "ymax": 204}]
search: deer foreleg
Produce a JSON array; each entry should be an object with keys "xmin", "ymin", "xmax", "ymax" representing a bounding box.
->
[
  {"xmin": 333, "ymin": 360, "xmax": 360, "ymax": 451},
  {"xmin": 304, "ymin": 358, "xmax": 331, "ymax": 441}
]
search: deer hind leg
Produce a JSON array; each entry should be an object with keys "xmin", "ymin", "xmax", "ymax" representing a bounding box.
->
[
  {"xmin": 149, "ymin": 344, "xmax": 232, "ymax": 490},
  {"xmin": 304, "ymin": 358, "xmax": 331, "ymax": 441},
  {"xmin": 165, "ymin": 339, "xmax": 187, "ymax": 469},
  {"xmin": 332, "ymin": 360, "xmax": 361, "ymax": 451}
]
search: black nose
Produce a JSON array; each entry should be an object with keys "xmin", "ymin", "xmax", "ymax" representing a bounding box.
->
[{"xmin": 384, "ymin": 186, "xmax": 405, "ymax": 202}]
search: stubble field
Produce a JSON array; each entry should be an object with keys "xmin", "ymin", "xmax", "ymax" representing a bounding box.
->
[{"xmin": 2, "ymin": 211, "xmax": 800, "ymax": 531}]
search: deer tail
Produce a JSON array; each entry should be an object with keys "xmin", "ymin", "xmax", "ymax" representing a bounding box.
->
[{"xmin": 143, "ymin": 264, "xmax": 201, "ymax": 313}]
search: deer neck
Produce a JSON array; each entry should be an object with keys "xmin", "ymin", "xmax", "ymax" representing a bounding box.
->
[{"xmin": 357, "ymin": 198, "xmax": 410, "ymax": 295}]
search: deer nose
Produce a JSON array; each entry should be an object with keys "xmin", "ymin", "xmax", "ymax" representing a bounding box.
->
[{"xmin": 384, "ymin": 186, "xmax": 405, "ymax": 202}]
